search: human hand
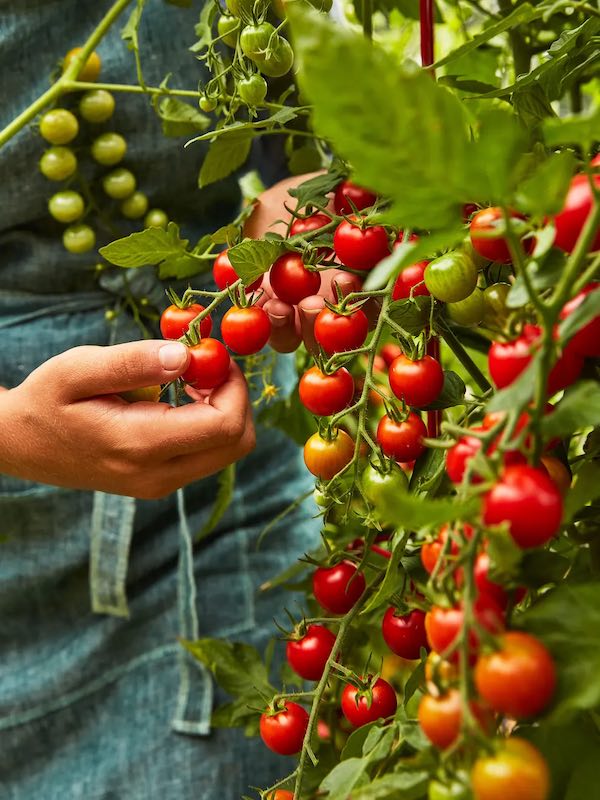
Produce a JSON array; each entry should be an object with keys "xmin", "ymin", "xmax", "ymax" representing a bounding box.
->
[{"xmin": 0, "ymin": 340, "xmax": 255, "ymax": 499}]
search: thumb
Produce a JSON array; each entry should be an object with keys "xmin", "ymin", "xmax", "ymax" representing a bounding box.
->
[{"xmin": 46, "ymin": 340, "xmax": 190, "ymax": 400}]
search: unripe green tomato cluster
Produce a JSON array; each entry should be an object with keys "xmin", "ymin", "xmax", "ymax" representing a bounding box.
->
[
  {"xmin": 40, "ymin": 108, "xmax": 79, "ymax": 145},
  {"xmin": 48, "ymin": 190, "xmax": 85, "ymax": 223},
  {"xmin": 424, "ymin": 251, "xmax": 478, "ymax": 303},
  {"xmin": 121, "ymin": 191, "xmax": 149, "ymax": 219},
  {"xmin": 217, "ymin": 15, "xmax": 239, "ymax": 47},
  {"xmin": 63, "ymin": 224, "xmax": 96, "ymax": 253},
  {"xmin": 102, "ymin": 168, "xmax": 136, "ymax": 199},
  {"xmin": 239, "ymin": 23, "xmax": 294, "ymax": 78},
  {"xmin": 91, "ymin": 132, "xmax": 127, "ymax": 166},
  {"xmin": 79, "ymin": 89, "xmax": 115, "ymax": 123},
  {"xmin": 39, "ymin": 146, "xmax": 77, "ymax": 181}
]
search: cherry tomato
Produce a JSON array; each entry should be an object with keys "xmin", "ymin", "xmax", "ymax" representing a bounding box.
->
[
  {"xmin": 145, "ymin": 208, "xmax": 169, "ymax": 229},
  {"xmin": 540, "ymin": 455, "xmax": 571, "ymax": 496},
  {"xmin": 380, "ymin": 342, "xmax": 403, "ymax": 366},
  {"xmin": 48, "ymin": 190, "xmax": 84, "ymax": 223},
  {"xmin": 79, "ymin": 89, "xmax": 115, "ymax": 123},
  {"xmin": 392, "ymin": 261, "xmax": 430, "ymax": 300},
  {"xmin": 259, "ymin": 37, "xmax": 294, "ymax": 77},
  {"xmin": 333, "ymin": 218, "xmax": 390, "ymax": 270},
  {"xmin": 290, "ymin": 212, "xmax": 331, "ymax": 237},
  {"xmin": 470, "ymin": 207, "xmax": 533, "ymax": 263},
  {"xmin": 445, "ymin": 428, "xmax": 485, "ymax": 484},
  {"xmin": 286, "ymin": 624, "xmax": 336, "ymax": 681},
  {"xmin": 314, "ymin": 306, "xmax": 369, "ymax": 355},
  {"xmin": 333, "ymin": 180, "xmax": 377, "ymax": 215},
  {"xmin": 121, "ymin": 191, "xmax": 148, "ymax": 220},
  {"xmin": 213, "ymin": 249, "xmax": 263, "ymax": 292},
  {"xmin": 299, "ymin": 366, "xmax": 354, "ymax": 416},
  {"xmin": 483, "ymin": 464, "xmax": 563, "ymax": 548},
  {"xmin": 361, "ymin": 461, "xmax": 409, "ymax": 510},
  {"xmin": 268, "ymin": 792, "xmax": 294, "ymax": 800},
  {"xmin": 424, "ymin": 252, "xmax": 478, "ymax": 303},
  {"xmin": 160, "ymin": 304, "xmax": 212, "ymax": 340},
  {"xmin": 182, "ymin": 339, "xmax": 230, "ymax": 390},
  {"xmin": 341, "ymin": 678, "xmax": 397, "ymax": 727},
  {"xmin": 238, "ymin": 74, "xmax": 268, "ymax": 105},
  {"xmin": 388, "ymin": 354, "xmax": 444, "ymax": 408},
  {"xmin": 421, "ymin": 523, "xmax": 473, "ymax": 575},
  {"xmin": 425, "ymin": 596, "xmax": 504, "ymax": 663},
  {"xmin": 483, "ymin": 283, "xmax": 511, "ymax": 328},
  {"xmin": 475, "ymin": 631, "xmax": 556, "ymax": 719},
  {"xmin": 63, "ymin": 224, "xmax": 95, "ymax": 254},
  {"xmin": 312, "ymin": 561, "xmax": 365, "ymax": 614},
  {"xmin": 471, "ymin": 738, "xmax": 550, "ymax": 800},
  {"xmin": 40, "ymin": 108, "xmax": 79, "ymax": 145},
  {"xmin": 102, "ymin": 167, "xmax": 136, "ymax": 200},
  {"xmin": 419, "ymin": 689, "xmax": 493, "ymax": 750},
  {"xmin": 303, "ymin": 430, "xmax": 354, "ymax": 480},
  {"xmin": 240, "ymin": 22, "xmax": 276, "ymax": 59},
  {"xmin": 559, "ymin": 282, "xmax": 600, "ymax": 358},
  {"xmin": 221, "ymin": 305, "xmax": 271, "ymax": 355},
  {"xmin": 447, "ymin": 288, "xmax": 485, "ymax": 327},
  {"xmin": 91, "ymin": 132, "xmax": 127, "ymax": 166},
  {"xmin": 466, "ymin": 552, "xmax": 521, "ymax": 610},
  {"xmin": 217, "ymin": 15, "xmax": 239, "ymax": 47},
  {"xmin": 39, "ymin": 146, "xmax": 77, "ymax": 181},
  {"xmin": 382, "ymin": 608, "xmax": 428, "ymax": 660},
  {"xmin": 260, "ymin": 702, "xmax": 309, "ymax": 755},
  {"xmin": 376, "ymin": 412, "xmax": 427, "ymax": 463},
  {"xmin": 199, "ymin": 96, "xmax": 217, "ymax": 113},
  {"xmin": 269, "ymin": 253, "xmax": 321, "ymax": 305},
  {"xmin": 554, "ymin": 169, "xmax": 600, "ymax": 253},
  {"xmin": 63, "ymin": 47, "xmax": 101, "ymax": 81}
]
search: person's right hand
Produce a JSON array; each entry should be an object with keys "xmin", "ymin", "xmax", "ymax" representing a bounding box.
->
[{"xmin": 0, "ymin": 340, "xmax": 255, "ymax": 499}]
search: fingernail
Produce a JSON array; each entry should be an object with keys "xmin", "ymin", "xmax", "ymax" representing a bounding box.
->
[{"xmin": 159, "ymin": 342, "xmax": 188, "ymax": 371}]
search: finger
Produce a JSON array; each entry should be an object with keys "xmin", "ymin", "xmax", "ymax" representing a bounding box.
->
[
  {"xmin": 298, "ymin": 295, "xmax": 325, "ymax": 355},
  {"xmin": 45, "ymin": 341, "xmax": 190, "ymax": 400},
  {"xmin": 263, "ymin": 298, "xmax": 302, "ymax": 353},
  {"xmin": 243, "ymin": 171, "xmax": 325, "ymax": 240}
]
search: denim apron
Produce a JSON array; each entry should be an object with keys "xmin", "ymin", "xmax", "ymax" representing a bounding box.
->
[{"xmin": 0, "ymin": 2, "xmax": 317, "ymax": 797}]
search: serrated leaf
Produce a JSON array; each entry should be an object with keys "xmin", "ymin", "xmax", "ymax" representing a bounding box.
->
[
  {"xmin": 157, "ymin": 96, "xmax": 210, "ymax": 137},
  {"xmin": 190, "ymin": 1, "xmax": 217, "ymax": 52},
  {"xmin": 341, "ymin": 723, "xmax": 381, "ymax": 761},
  {"xmin": 228, "ymin": 238, "xmax": 284, "ymax": 283},
  {"xmin": 196, "ymin": 464, "xmax": 235, "ymax": 543},
  {"xmin": 198, "ymin": 130, "xmax": 254, "ymax": 188},
  {"xmin": 99, "ymin": 223, "xmax": 190, "ymax": 268},
  {"xmin": 541, "ymin": 382, "xmax": 600, "ymax": 439},
  {"xmin": 515, "ymin": 150, "xmax": 577, "ymax": 216}
]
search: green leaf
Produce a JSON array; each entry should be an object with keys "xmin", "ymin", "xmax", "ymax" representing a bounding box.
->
[
  {"xmin": 190, "ymin": 1, "xmax": 217, "ymax": 52},
  {"xmin": 422, "ymin": 370, "xmax": 466, "ymax": 410},
  {"xmin": 158, "ymin": 253, "xmax": 206, "ymax": 280},
  {"xmin": 228, "ymin": 238, "xmax": 284, "ymax": 284},
  {"xmin": 485, "ymin": 354, "xmax": 539, "ymax": 412},
  {"xmin": 519, "ymin": 550, "xmax": 571, "ymax": 589},
  {"xmin": 156, "ymin": 97, "xmax": 210, "ymax": 137},
  {"xmin": 541, "ymin": 382, "xmax": 600, "ymax": 439},
  {"xmin": 558, "ymin": 286, "xmax": 600, "ymax": 345},
  {"xmin": 320, "ymin": 758, "xmax": 370, "ymax": 799},
  {"xmin": 99, "ymin": 222, "xmax": 190, "ymax": 268},
  {"xmin": 403, "ymin": 659, "xmax": 426, "ymax": 709},
  {"xmin": 195, "ymin": 464, "xmax": 235, "ymax": 543},
  {"xmin": 507, "ymin": 249, "xmax": 567, "ymax": 308},
  {"xmin": 239, "ymin": 169, "xmax": 266, "ymax": 203},
  {"xmin": 360, "ymin": 544, "xmax": 406, "ymax": 614},
  {"xmin": 565, "ymin": 751, "xmax": 600, "ymax": 800},
  {"xmin": 121, "ymin": 0, "xmax": 147, "ymax": 88},
  {"xmin": 374, "ymin": 491, "xmax": 480, "ymax": 531},
  {"xmin": 409, "ymin": 447, "xmax": 446, "ymax": 495},
  {"xmin": 387, "ymin": 295, "xmax": 433, "ymax": 336},
  {"xmin": 520, "ymin": 583, "xmax": 600, "ymax": 721},
  {"xmin": 198, "ymin": 130, "xmax": 254, "ymax": 188},
  {"xmin": 544, "ymin": 105, "xmax": 600, "ymax": 149},
  {"xmin": 565, "ymin": 461, "xmax": 600, "ymax": 522},
  {"xmin": 287, "ymin": 168, "xmax": 345, "ymax": 209},
  {"xmin": 351, "ymin": 771, "xmax": 429, "ymax": 799},
  {"xmin": 515, "ymin": 150, "xmax": 577, "ymax": 217},
  {"xmin": 181, "ymin": 638, "xmax": 274, "ymax": 697}
]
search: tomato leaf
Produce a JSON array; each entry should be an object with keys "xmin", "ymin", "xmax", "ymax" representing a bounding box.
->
[
  {"xmin": 198, "ymin": 129, "xmax": 255, "ymax": 188},
  {"xmin": 190, "ymin": 1, "xmax": 218, "ymax": 52},
  {"xmin": 156, "ymin": 96, "xmax": 210, "ymax": 137},
  {"xmin": 403, "ymin": 658, "xmax": 426, "ymax": 709},
  {"xmin": 409, "ymin": 447, "xmax": 446, "ymax": 495},
  {"xmin": 99, "ymin": 222, "xmax": 191, "ymax": 268},
  {"xmin": 320, "ymin": 758, "xmax": 371, "ymax": 799},
  {"xmin": 507, "ymin": 249, "xmax": 566, "ymax": 308},
  {"xmin": 544, "ymin": 105, "xmax": 600, "ymax": 149},
  {"xmin": 421, "ymin": 370, "xmax": 466, "ymax": 410},
  {"xmin": 181, "ymin": 638, "xmax": 274, "ymax": 697},
  {"xmin": 195, "ymin": 464, "xmax": 236, "ymax": 544},
  {"xmin": 541, "ymin": 381, "xmax": 600, "ymax": 439},
  {"xmin": 228, "ymin": 238, "xmax": 284, "ymax": 283},
  {"xmin": 350, "ymin": 770, "xmax": 429, "ymax": 799},
  {"xmin": 374, "ymin": 491, "xmax": 480, "ymax": 531},
  {"xmin": 287, "ymin": 167, "xmax": 345, "ymax": 209},
  {"xmin": 519, "ymin": 550, "xmax": 571, "ymax": 589},
  {"xmin": 121, "ymin": 0, "xmax": 147, "ymax": 88},
  {"xmin": 387, "ymin": 296, "xmax": 433, "ymax": 336},
  {"xmin": 565, "ymin": 461, "xmax": 600, "ymax": 522},
  {"xmin": 514, "ymin": 150, "xmax": 577, "ymax": 216},
  {"xmin": 360, "ymin": 543, "xmax": 406, "ymax": 615}
]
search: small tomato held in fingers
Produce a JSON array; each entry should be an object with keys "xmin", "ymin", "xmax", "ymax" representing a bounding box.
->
[{"xmin": 160, "ymin": 304, "xmax": 212, "ymax": 340}]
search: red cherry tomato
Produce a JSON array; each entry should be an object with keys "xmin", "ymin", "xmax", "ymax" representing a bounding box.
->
[
  {"xmin": 420, "ymin": 523, "xmax": 474, "ymax": 575},
  {"xmin": 312, "ymin": 561, "xmax": 366, "ymax": 614},
  {"xmin": 213, "ymin": 249, "xmax": 263, "ymax": 292},
  {"xmin": 483, "ymin": 464, "xmax": 563, "ymax": 549},
  {"xmin": 559, "ymin": 282, "xmax": 600, "ymax": 358},
  {"xmin": 425, "ymin": 596, "xmax": 504, "ymax": 663},
  {"xmin": 303, "ymin": 430, "xmax": 355, "ymax": 480},
  {"xmin": 314, "ymin": 306, "xmax": 369, "ymax": 355},
  {"xmin": 341, "ymin": 678, "xmax": 397, "ymax": 727},
  {"xmin": 299, "ymin": 366, "xmax": 355, "ymax": 416},
  {"xmin": 221, "ymin": 305, "xmax": 271, "ymax": 355},
  {"xmin": 376, "ymin": 412, "xmax": 427, "ymax": 463},
  {"xmin": 380, "ymin": 342, "xmax": 403, "ymax": 366},
  {"xmin": 259, "ymin": 702, "xmax": 309, "ymax": 755},
  {"xmin": 475, "ymin": 631, "xmax": 556, "ymax": 719},
  {"xmin": 470, "ymin": 207, "xmax": 533, "ymax": 263},
  {"xmin": 418, "ymin": 689, "xmax": 492, "ymax": 750},
  {"xmin": 471, "ymin": 738, "xmax": 550, "ymax": 800},
  {"xmin": 181, "ymin": 338, "xmax": 231, "ymax": 389},
  {"xmin": 455, "ymin": 552, "xmax": 525, "ymax": 610},
  {"xmin": 388, "ymin": 354, "xmax": 444, "ymax": 408},
  {"xmin": 446, "ymin": 429, "xmax": 484, "ymax": 483},
  {"xmin": 286, "ymin": 624, "xmax": 336, "ymax": 681},
  {"xmin": 333, "ymin": 180, "xmax": 377, "ymax": 215},
  {"xmin": 160, "ymin": 303, "xmax": 212, "ymax": 340},
  {"xmin": 382, "ymin": 608, "xmax": 428, "ymax": 660},
  {"xmin": 392, "ymin": 261, "xmax": 430, "ymax": 300},
  {"xmin": 333, "ymin": 218, "xmax": 390, "ymax": 270},
  {"xmin": 554, "ymin": 169, "xmax": 600, "ymax": 253},
  {"xmin": 290, "ymin": 212, "xmax": 331, "ymax": 236},
  {"xmin": 269, "ymin": 253, "xmax": 321, "ymax": 305}
]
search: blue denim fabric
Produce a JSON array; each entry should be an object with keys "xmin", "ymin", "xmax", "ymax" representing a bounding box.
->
[{"xmin": 0, "ymin": 2, "xmax": 317, "ymax": 797}]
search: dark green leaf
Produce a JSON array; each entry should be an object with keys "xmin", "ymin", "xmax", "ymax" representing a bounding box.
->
[
  {"xmin": 198, "ymin": 130, "xmax": 254, "ymax": 188},
  {"xmin": 544, "ymin": 105, "xmax": 600, "ymax": 150},
  {"xmin": 541, "ymin": 382, "xmax": 600, "ymax": 439},
  {"xmin": 320, "ymin": 758, "xmax": 370, "ymax": 799},
  {"xmin": 422, "ymin": 370, "xmax": 466, "ymax": 410},
  {"xmin": 519, "ymin": 550, "xmax": 571, "ymax": 588},
  {"xmin": 287, "ymin": 168, "xmax": 345, "ymax": 209},
  {"xmin": 181, "ymin": 638, "xmax": 274, "ymax": 697},
  {"xmin": 403, "ymin": 659, "xmax": 426, "ymax": 709},
  {"xmin": 351, "ymin": 771, "xmax": 429, "ymax": 799},
  {"xmin": 341, "ymin": 723, "xmax": 381, "ymax": 761},
  {"xmin": 228, "ymin": 238, "xmax": 284, "ymax": 284},
  {"xmin": 211, "ymin": 224, "xmax": 239, "ymax": 246},
  {"xmin": 409, "ymin": 447, "xmax": 446, "ymax": 495},
  {"xmin": 565, "ymin": 751, "xmax": 600, "ymax": 800},
  {"xmin": 374, "ymin": 491, "xmax": 480, "ymax": 531},
  {"xmin": 565, "ymin": 461, "xmax": 600, "ymax": 522},
  {"xmin": 195, "ymin": 464, "xmax": 235, "ymax": 543},
  {"xmin": 156, "ymin": 97, "xmax": 210, "ymax": 137},
  {"xmin": 515, "ymin": 150, "xmax": 577, "ymax": 216},
  {"xmin": 99, "ymin": 223, "xmax": 190, "ymax": 268},
  {"xmin": 387, "ymin": 296, "xmax": 433, "ymax": 336},
  {"xmin": 360, "ymin": 544, "xmax": 406, "ymax": 614},
  {"xmin": 507, "ymin": 249, "xmax": 567, "ymax": 308}
]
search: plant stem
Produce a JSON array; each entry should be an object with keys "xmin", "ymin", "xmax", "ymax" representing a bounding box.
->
[
  {"xmin": 362, "ymin": 0, "xmax": 373, "ymax": 39},
  {"xmin": 63, "ymin": 79, "xmax": 201, "ymax": 98},
  {"xmin": 435, "ymin": 319, "xmax": 492, "ymax": 393}
]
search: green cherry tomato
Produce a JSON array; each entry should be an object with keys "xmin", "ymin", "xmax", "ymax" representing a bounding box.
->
[
  {"xmin": 240, "ymin": 23, "xmax": 276, "ymax": 60},
  {"xmin": 258, "ymin": 37, "xmax": 294, "ymax": 77},
  {"xmin": 446, "ymin": 288, "xmax": 485, "ymax": 327},
  {"xmin": 79, "ymin": 89, "xmax": 115, "ymax": 123},
  {"xmin": 48, "ymin": 190, "xmax": 85, "ymax": 223},
  {"xmin": 39, "ymin": 146, "xmax": 77, "ymax": 181},
  {"xmin": 40, "ymin": 108, "xmax": 79, "ymax": 145},
  {"xmin": 429, "ymin": 780, "xmax": 472, "ymax": 800},
  {"xmin": 361, "ymin": 462, "xmax": 408, "ymax": 521},
  {"xmin": 120, "ymin": 191, "xmax": 149, "ymax": 219},
  {"xmin": 63, "ymin": 224, "xmax": 96, "ymax": 253},
  {"xmin": 199, "ymin": 95, "xmax": 218, "ymax": 112},
  {"xmin": 218, "ymin": 15, "xmax": 240, "ymax": 47},
  {"xmin": 225, "ymin": 0, "xmax": 243, "ymax": 15},
  {"xmin": 91, "ymin": 132, "xmax": 127, "ymax": 166},
  {"xmin": 144, "ymin": 208, "xmax": 169, "ymax": 229},
  {"xmin": 238, "ymin": 74, "xmax": 268, "ymax": 106},
  {"xmin": 483, "ymin": 283, "xmax": 511, "ymax": 327},
  {"xmin": 424, "ymin": 251, "xmax": 478, "ymax": 303},
  {"xmin": 102, "ymin": 168, "xmax": 136, "ymax": 200}
]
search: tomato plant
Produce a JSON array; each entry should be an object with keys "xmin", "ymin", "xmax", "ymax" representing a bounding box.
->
[
  {"xmin": 260, "ymin": 702, "xmax": 309, "ymax": 755},
  {"xmin": 221, "ymin": 305, "xmax": 271, "ymax": 355},
  {"xmin": 269, "ymin": 253, "xmax": 321, "ymax": 305},
  {"xmin": 298, "ymin": 366, "xmax": 354, "ymax": 416},
  {"xmin": 160, "ymin": 304, "xmax": 212, "ymax": 340},
  {"xmin": 181, "ymin": 339, "xmax": 230, "ymax": 390},
  {"xmin": 341, "ymin": 677, "xmax": 397, "ymax": 727}
]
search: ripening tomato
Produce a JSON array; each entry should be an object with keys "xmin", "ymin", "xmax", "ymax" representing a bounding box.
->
[
  {"xmin": 333, "ymin": 180, "xmax": 377, "ymax": 215},
  {"xmin": 420, "ymin": 523, "xmax": 474, "ymax": 575},
  {"xmin": 471, "ymin": 738, "xmax": 550, "ymax": 800},
  {"xmin": 446, "ymin": 288, "xmax": 486, "ymax": 327},
  {"xmin": 559, "ymin": 282, "xmax": 600, "ymax": 358},
  {"xmin": 221, "ymin": 305, "xmax": 271, "ymax": 355},
  {"xmin": 445, "ymin": 428, "xmax": 485, "ymax": 484},
  {"xmin": 483, "ymin": 464, "xmax": 563, "ymax": 548},
  {"xmin": 160, "ymin": 304, "xmax": 212, "ymax": 340},
  {"xmin": 314, "ymin": 306, "xmax": 369, "ymax": 355},
  {"xmin": 299, "ymin": 366, "xmax": 354, "ymax": 416},
  {"xmin": 286, "ymin": 624, "xmax": 336, "ymax": 681},
  {"xmin": 382, "ymin": 608, "xmax": 428, "ymax": 660},
  {"xmin": 333, "ymin": 218, "xmax": 390, "ymax": 270},
  {"xmin": 392, "ymin": 262, "xmax": 430, "ymax": 300},
  {"xmin": 341, "ymin": 678, "xmax": 397, "ymax": 727},
  {"xmin": 380, "ymin": 342, "xmax": 403, "ymax": 366},
  {"xmin": 63, "ymin": 47, "xmax": 101, "ymax": 81},
  {"xmin": 303, "ymin": 430, "xmax": 354, "ymax": 480},
  {"xmin": 361, "ymin": 461, "xmax": 409, "ymax": 513},
  {"xmin": 269, "ymin": 253, "xmax": 321, "ymax": 305},
  {"xmin": 182, "ymin": 339, "xmax": 231, "ymax": 389},
  {"xmin": 470, "ymin": 207, "xmax": 533, "ymax": 263},
  {"xmin": 376, "ymin": 412, "xmax": 427, "ymax": 463},
  {"xmin": 475, "ymin": 631, "xmax": 556, "ymax": 720},
  {"xmin": 418, "ymin": 689, "xmax": 492, "ymax": 750},
  {"xmin": 213, "ymin": 249, "xmax": 263, "ymax": 292},
  {"xmin": 456, "ymin": 552, "xmax": 525, "ymax": 610},
  {"xmin": 425, "ymin": 597, "xmax": 504, "ymax": 663},
  {"xmin": 268, "ymin": 792, "xmax": 294, "ymax": 800},
  {"xmin": 313, "ymin": 561, "xmax": 366, "ymax": 614},
  {"xmin": 260, "ymin": 702, "xmax": 309, "ymax": 755},
  {"xmin": 424, "ymin": 252, "xmax": 478, "ymax": 303},
  {"xmin": 554, "ymin": 168, "xmax": 600, "ymax": 253},
  {"xmin": 388, "ymin": 354, "xmax": 444, "ymax": 408}
]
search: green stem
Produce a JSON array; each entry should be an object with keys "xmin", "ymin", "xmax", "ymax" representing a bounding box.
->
[
  {"xmin": 362, "ymin": 0, "xmax": 373, "ymax": 39},
  {"xmin": 435, "ymin": 319, "xmax": 492, "ymax": 393},
  {"xmin": 63, "ymin": 79, "xmax": 201, "ymax": 98}
]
